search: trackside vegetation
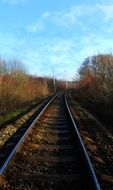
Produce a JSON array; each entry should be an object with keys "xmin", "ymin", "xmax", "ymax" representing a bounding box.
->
[
  {"xmin": 0, "ymin": 58, "xmax": 64, "ymax": 125},
  {"xmin": 72, "ymin": 53, "xmax": 113, "ymax": 130}
]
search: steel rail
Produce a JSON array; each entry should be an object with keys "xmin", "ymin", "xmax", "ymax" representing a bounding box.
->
[
  {"xmin": 0, "ymin": 92, "xmax": 60, "ymax": 175},
  {"xmin": 65, "ymin": 93, "xmax": 100, "ymax": 190}
]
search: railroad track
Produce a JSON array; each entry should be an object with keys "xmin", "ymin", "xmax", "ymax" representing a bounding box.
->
[{"xmin": 0, "ymin": 92, "xmax": 100, "ymax": 190}]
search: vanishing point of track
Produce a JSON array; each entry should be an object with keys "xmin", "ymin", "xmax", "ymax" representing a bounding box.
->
[{"xmin": 0, "ymin": 92, "xmax": 100, "ymax": 190}]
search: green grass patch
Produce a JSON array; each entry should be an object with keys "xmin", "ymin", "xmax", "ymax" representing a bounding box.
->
[{"xmin": 0, "ymin": 97, "xmax": 47, "ymax": 128}]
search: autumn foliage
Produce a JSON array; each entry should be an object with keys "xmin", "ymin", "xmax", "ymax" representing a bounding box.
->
[
  {"xmin": 0, "ymin": 58, "xmax": 50, "ymax": 115},
  {"xmin": 73, "ymin": 53, "xmax": 113, "ymax": 127}
]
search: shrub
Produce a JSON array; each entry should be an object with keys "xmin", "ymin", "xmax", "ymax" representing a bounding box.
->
[{"xmin": 0, "ymin": 58, "xmax": 49, "ymax": 115}]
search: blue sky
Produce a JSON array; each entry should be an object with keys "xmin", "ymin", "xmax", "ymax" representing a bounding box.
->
[{"xmin": 0, "ymin": 0, "xmax": 113, "ymax": 80}]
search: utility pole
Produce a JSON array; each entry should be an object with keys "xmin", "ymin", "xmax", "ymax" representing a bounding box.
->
[
  {"xmin": 52, "ymin": 68, "xmax": 66, "ymax": 93},
  {"xmin": 66, "ymin": 81, "xmax": 68, "ymax": 89},
  {"xmin": 53, "ymin": 76, "xmax": 56, "ymax": 93},
  {"xmin": 52, "ymin": 67, "xmax": 56, "ymax": 93}
]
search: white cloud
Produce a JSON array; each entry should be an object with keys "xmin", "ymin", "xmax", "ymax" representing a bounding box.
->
[
  {"xmin": 27, "ymin": 12, "xmax": 51, "ymax": 33},
  {"xmin": 15, "ymin": 38, "xmax": 78, "ymax": 79},
  {"xmin": 27, "ymin": 21, "xmax": 43, "ymax": 33},
  {"xmin": 43, "ymin": 4, "xmax": 113, "ymax": 28},
  {"xmin": 96, "ymin": 4, "xmax": 113, "ymax": 21},
  {"xmin": 1, "ymin": 2, "xmax": 113, "ymax": 80},
  {"xmin": 48, "ymin": 5, "xmax": 97, "ymax": 27},
  {"xmin": 1, "ymin": 0, "xmax": 31, "ymax": 4},
  {"xmin": 31, "ymin": 3, "xmax": 113, "ymax": 30},
  {"xmin": 42, "ymin": 12, "xmax": 51, "ymax": 19},
  {"xmin": 52, "ymin": 6, "xmax": 82, "ymax": 27},
  {"xmin": 2, "ymin": 0, "xmax": 24, "ymax": 4},
  {"xmin": 80, "ymin": 33, "xmax": 113, "ymax": 61},
  {"xmin": 27, "ymin": 6, "xmax": 85, "ymax": 33},
  {"xmin": 1, "ymin": 31, "xmax": 113, "ymax": 80},
  {"xmin": 27, "ymin": 4, "xmax": 100, "ymax": 33}
]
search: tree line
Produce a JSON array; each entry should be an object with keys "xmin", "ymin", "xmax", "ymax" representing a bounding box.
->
[
  {"xmin": 74, "ymin": 53, "xmax": 113, "ymax": 126},
  {"xmin": 0, "ymin": 58, "xmax": 64, "ymax": 116}
]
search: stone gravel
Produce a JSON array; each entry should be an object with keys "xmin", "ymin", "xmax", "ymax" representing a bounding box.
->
[
  {"xmin": 68, "ymin": 92, "xmax": 113, "ymax": 189},
  {"xmin": 0, "ymin": 104, "xmax": 43, "ymax": 148}
]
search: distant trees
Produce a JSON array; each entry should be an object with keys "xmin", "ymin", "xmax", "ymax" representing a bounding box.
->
[
  {"xmin": 74, "ymin": 53, "xmax": 113, "ymax": 125},
  {"xmin": 0, "ymin": 58, "xmax": 50, "ymax": 115},
  {"xmin": 78, "ymin": 54, "xmax": 113, "ymax": 106},
  {"xmin": 0, "ymin": 56, "xmax": 68, "ymax": 117}
]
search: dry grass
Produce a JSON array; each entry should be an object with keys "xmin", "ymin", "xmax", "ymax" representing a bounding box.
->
[{"xmin": 0, "ymin": 58, "xmax": 50, "ymax": 123}]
